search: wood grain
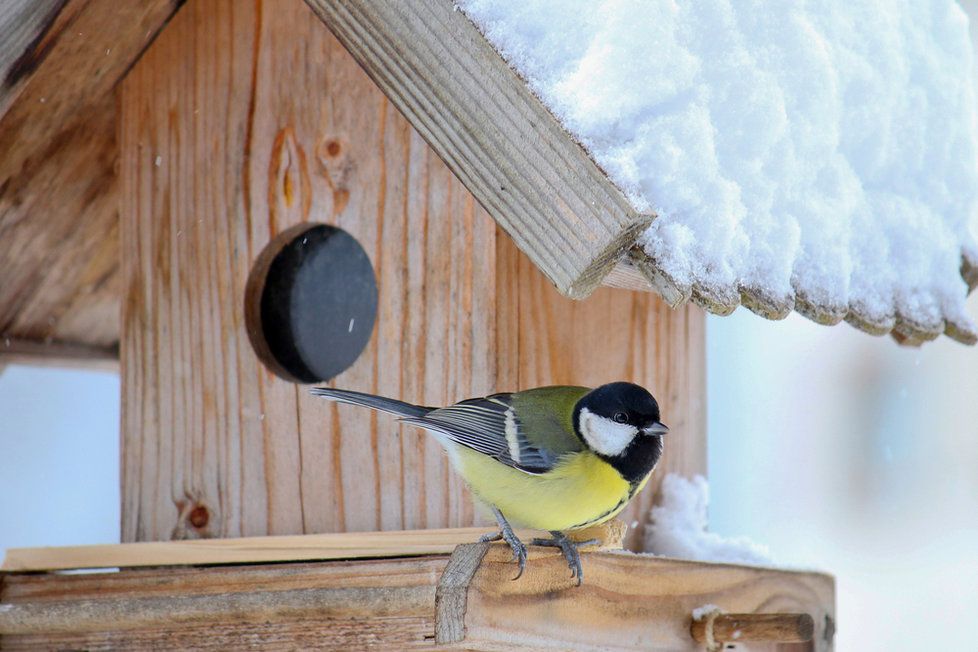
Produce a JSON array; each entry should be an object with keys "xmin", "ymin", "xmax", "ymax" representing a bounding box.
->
[
  {"xmin": 0, "ymin": 0, "xmax": 182, "ymax": 354},
  {"xmin": 303, "ymin": 0, "xmax": 652, "ymax": 299},
  {"xmin": 496, "ymin": 233, "xmax": 707, "ymax": 550},
  {"xmin": 0, "ymin": 97, "xmax": 120, "ymax": 350},
  {"xmin": 461, "ymin": 546, "xmax": 835, "ymax": 651},
  {"xmin": 119, "ymin": 0, "xmax": 496, "ymax": 542},
  {"xmin": 0, "ymin": 548, "xmax": 834, "ymax": 651},
  {"xmin": 0, "ymin": 557, "xmax": 446, "ymax": 649},
  {"xmin": 0, "ymin": 0, "xmax": 67, "ymax": 117},
  {"xmin": 2, "ymin": 521, "xmax": 626, "ymax": 572}
]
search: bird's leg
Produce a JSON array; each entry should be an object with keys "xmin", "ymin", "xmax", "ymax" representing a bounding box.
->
[
  {"xmin": 531, "ymin": 531, "xmax": 596, "ymax": 586},
  {"xmin": 479, "ymin": 507, "xmax": 527, "ymax": 580}
]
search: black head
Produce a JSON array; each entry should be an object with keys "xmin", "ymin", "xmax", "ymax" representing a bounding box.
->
[{"xmin": 573, "ymin": 382, "xmax": 668, "ymax": 485}]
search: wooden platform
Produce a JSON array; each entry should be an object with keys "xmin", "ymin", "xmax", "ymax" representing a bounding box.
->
[{"xmin": 1, "ymin": 529, "xmax": 834, "ymax": 651}]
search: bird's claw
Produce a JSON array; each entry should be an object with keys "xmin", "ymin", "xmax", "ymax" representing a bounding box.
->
[
  {"xmin": 481, "ymin": 527, "xmax": 527, "ymax": 580},
  {"xmin": 531, "ymin": 532, "xmax": 597, "ymax": 586},
  {"xmin": 479, "ymin": 531, "xmax": 502, "ymax": 543}
]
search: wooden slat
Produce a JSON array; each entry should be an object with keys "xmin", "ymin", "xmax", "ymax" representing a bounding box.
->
[
  {"xmin": 119, "ymin": 0, "xmax": 498, "ymax": 542},
  {"xmin": 496, "ymin": 233, "xmax": 707, "ymax": 550},
  {"xmin": 0, "ymin": 336, "xmax": 117, "ymax": 371},
  {"xmin": 303, "ymin": 0, "xmax": 652, "ymax": 299},
  {"xmin": 2, "ymin": 522, "xmax": 625, "ymax": 573},
  {"xmin": 0, "ymin": 546, "xmax": 835, "ymax": 651},
  {"xmin": 0, "ymin": 0, "xmax": 183, "ymax": 355},
  {"xmin": 0, "ymin": 556, "xmax": 446, "ymax": 649}
]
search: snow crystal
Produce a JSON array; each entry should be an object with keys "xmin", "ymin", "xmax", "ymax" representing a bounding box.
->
[
  {"xmin": 458, "ymin": 0, "xmax": 978, "ymax": 327},
  {"xmin": 644, "ymin": 474, "xmax": 772, "ymax": 565}
]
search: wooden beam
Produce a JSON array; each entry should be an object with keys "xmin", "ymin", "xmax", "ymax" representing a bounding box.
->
[
  {"xmin": 0, "ymin": 336, "xmax": 117, "ymax": 371},
  {"xmin": 0, "ymin": 0, "xmax": 68, "ymax": 117},
  {"xmin": 2, "ymin": 522, "xmax": 625, "ymax": 573},
  {"xmin": 0, "ymin": 0, "xmax": 183, "ymax": 354},
  {"xmin": 303, "ymin": 0, "xmax": 652, "ymax": 299},
  {"xmin": 0, "ymin": 544, "xmax": 836, "ymax": 651}
]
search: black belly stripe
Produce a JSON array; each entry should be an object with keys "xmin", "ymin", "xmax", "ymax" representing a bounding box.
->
[
  {"xmin": 569, "ymin": 478, "xmax": 649, "ymax": 530},
  {"xmin": 569, "ymin": 493, "xmax": 630, "ymax": 530}
]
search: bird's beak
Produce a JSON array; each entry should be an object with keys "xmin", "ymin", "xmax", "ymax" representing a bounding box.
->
[{"xmin": 644, "ymin": 421, "xmax": 669, "ymax": 436}]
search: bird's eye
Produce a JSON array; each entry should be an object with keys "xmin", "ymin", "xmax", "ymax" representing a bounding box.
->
[{"xmin": 613, "ymin": 412, "xmax": 628, "ymax": 424}]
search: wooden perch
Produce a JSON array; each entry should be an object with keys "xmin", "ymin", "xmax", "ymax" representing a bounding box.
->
[{"xmin": 690, "ymin": 612, "xmax": 815, "ymax": 645}]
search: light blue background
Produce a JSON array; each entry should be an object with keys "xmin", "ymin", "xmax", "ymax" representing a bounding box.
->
[{"xmin": 0, "ymin": 366, "xmax": 119, "ymax": 550}]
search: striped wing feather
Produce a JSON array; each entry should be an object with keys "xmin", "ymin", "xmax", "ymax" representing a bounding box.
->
[{"xmin": 401, "ymin": 394, "xmax": 560, "ymax": 474}]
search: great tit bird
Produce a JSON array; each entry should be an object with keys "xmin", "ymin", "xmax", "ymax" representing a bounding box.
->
[{"xmin": 311, "ymin": 382, "xmax": 667, "ymax": 584}]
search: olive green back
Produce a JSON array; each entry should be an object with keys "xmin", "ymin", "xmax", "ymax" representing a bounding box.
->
[{"xmin": 511, "ymin": 385, "xmax": 590, "ymax": 455}]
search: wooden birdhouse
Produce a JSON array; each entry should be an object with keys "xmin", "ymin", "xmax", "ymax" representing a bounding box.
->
[{"xmin": 36, "ymin": 0, "xmax": 978, "ymax": 649}]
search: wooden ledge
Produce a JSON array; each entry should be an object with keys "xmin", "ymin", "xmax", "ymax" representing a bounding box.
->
[
  {"xmin": 1, "ymin": 522, "xmax": 626, "ymax": 573},
  {"xmin": 1, "ymin": 526, "xmax": 834, "ymax": 650}
]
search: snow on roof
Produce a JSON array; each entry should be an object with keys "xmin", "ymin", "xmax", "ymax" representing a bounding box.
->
[{"xmin": 458, "ymin": 0, "xmax": 978, "ymax": 344}]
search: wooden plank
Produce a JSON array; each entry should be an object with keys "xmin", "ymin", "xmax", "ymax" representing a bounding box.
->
[
  {"xmin": 0, "ymin": 0, "xmax": 183, "ymax": 355},
  {"xmin": 2, "ymin": 522, "xmax": 625, "ymax": 573},
  {"xmin": 0, "ymin": 548, "xmax": 835, "ymax": 651},
  {"xmin": 0, "ymin": 0, "xmax": 68, "ymax": 117},
  {"xmin": 461, "ymin": 546, "xmax": 836, "ymax": 651},
  {"xmin": 0, "ymin": 336, "xmax": 117, "ymax": 371},
  {"xmin": 119, "ymin": 0, "xmax": 498, "ymax": 542},
  {"xmin": 303, "ymin": 0, "xmax": 652, "ymax": 299},
  {"xmin": 0, "ymin": 557, "xmax": 447, "ymax": 649},
  {"xmin": 496, "ymin": 233, "xmax": 707, "ymax": 550}
]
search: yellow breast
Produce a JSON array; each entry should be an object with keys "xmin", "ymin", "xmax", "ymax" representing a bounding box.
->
[{"xmin": 452, "ymin": 446, "xmax": 639, "ymax": 532}]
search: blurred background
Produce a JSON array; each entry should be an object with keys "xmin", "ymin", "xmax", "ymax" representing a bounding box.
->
[
  {"xmin": 3, "ymin": 295, "xmax": 976, "ymax": 649},
  {"xmin": 709, "ymin": 294, "xmax": 978, "ymax": 650}
]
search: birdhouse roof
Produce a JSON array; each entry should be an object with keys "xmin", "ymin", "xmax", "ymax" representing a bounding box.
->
[
  {"xmin": 311, "ymin": 0, "xmax": 978, "ymax": 345},
  {"xmin": 2, "ymin": 0, "xmax": 976, "ymax": 362},
  {"xmin": 454, "ymin": 1, "xmax": 978, "ymax": 345}
]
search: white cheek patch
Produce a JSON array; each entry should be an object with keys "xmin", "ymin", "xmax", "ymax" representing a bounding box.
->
[{"xmin": 579, "ymin": 407, "xmax": 638, "ymax": 457}]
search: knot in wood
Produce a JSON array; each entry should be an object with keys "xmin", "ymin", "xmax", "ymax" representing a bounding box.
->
[{"xmin": 188, "ymin": 504, "xmax": 210, "ymax": 529}]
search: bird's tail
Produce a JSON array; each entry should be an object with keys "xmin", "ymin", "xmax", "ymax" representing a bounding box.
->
[{"xmin": 310, "ymin": 387, "xmax": 432, "ymax": 419}]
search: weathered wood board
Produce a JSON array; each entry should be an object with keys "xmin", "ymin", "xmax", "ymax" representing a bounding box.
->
[
  {"xmin": 0, "ymin": 541, "xmax": 834, "ymax": 651},
  {"xmin": 0, "ymin": 0, "xmax": 182, "ymax": 354}
]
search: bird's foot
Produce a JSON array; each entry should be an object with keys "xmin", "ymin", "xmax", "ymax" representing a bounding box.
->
[
  {"xmin": 481, "ymin": 513, "xmax": 527, "ymax": 580},
  {"xmin": 531, "ymin": 531, "xmax": 597, "ymax": 586}
]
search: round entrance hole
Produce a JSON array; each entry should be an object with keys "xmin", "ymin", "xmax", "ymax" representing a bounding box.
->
[{"xmin": 245, "ymin": 223, "xmax": 377, "ymax": 383}]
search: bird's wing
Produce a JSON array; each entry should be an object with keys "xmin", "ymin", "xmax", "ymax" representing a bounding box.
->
[{"xmin": 400, "ymin": 391, "xmax": 584, "ymax": 474}]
